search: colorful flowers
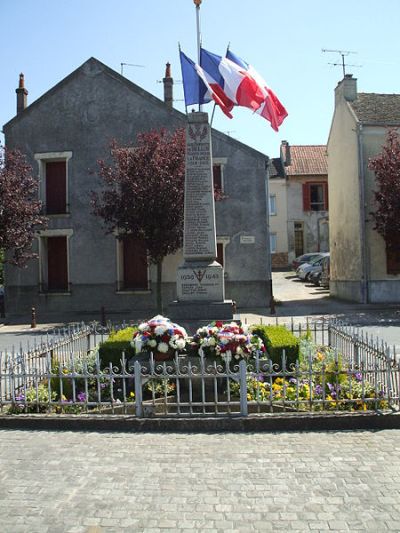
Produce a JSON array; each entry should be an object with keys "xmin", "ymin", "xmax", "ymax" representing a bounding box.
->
[
  {"xmin": 192, "ymin": 321, "xmax": 266, "ymax": 362},
  {"xmin": 132, "ymin": 315, "xmax": 188, "ymax": 357}
]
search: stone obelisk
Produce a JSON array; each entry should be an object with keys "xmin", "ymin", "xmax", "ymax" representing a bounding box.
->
[{"xmin": 169, "ymin": 111, "xmax": 232, "ymax": 320}]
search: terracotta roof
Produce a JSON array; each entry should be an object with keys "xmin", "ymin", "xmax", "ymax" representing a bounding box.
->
[
  {"xmin": 350, "ymin": 93, "xmax": 400, "ymax": 124},
  {"xmin": 285, "ymin": 145, "xmax": 327, "ymax": 176}
]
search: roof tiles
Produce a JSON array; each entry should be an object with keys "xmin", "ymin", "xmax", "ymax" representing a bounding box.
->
[{"xmin": 285, "ymin": 145, "xmax": 327, "ymax": 176}]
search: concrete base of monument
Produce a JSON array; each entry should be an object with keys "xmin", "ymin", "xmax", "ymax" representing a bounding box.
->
[
  {"xmin": 167, "ymin": 299, "xmax": 233, "ymax": 321},
  {"xmin": 176, "ymin": 260, "xmax": 225, "ymax": 302}
]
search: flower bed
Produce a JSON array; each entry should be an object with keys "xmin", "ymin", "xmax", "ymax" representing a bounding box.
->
[{"xmin": 230, "ymin": 337, "xmax": 388, "ymax": 411}]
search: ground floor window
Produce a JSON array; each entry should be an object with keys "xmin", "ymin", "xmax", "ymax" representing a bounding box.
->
[
  {"xmin": 117, "ymin": 235, "xmax": 149, "ymax": 291},
  {"xmin": 39, "ymin": 233, "xmax": 71, "ymax": 293}
]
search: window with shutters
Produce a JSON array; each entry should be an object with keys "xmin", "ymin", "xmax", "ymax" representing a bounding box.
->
[
  {"xmin": 46, "ymin": 161, "xmax": 67, "ymax": 214},
  {"xmin": 38, "ymin": 231, "xmax": 72, "ymax": 293},
  {"xmin": 35, "ymin": 151, "xmax": 72, "ymax": 215},
  {"xmin": 117, "ymin": 235, "xmax": 149, "ymax": 291},
  {"xmin": 302, "ymin": 182, "xmax": 328, "ymax": 212},
  {"xmin": 386, "ymin": 232, "xmax": 400, "ymax": 275},
  {"xmin": 212, "ymin": 157, "xmax": 227, "ymax": 194},
  {"xmin": 213, "ymin": 164, "xmax": 223, "ymax": 193}
]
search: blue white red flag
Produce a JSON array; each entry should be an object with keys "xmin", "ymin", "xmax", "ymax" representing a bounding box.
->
[
  {"xmin": 226, "ymin": 50, "xmax": 288, "ymax": 132},
  {"xmin": 179, "ymin": 50, "xmax": 234, "ymax": 118},
  {"xmin": 200, "ymin": 48, "xmax": 265, "ymax": 112}
]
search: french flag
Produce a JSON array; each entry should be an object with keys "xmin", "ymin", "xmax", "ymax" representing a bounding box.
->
[
  {"xmin": 226, "ymin": 49, "xmax": 288, "ymax": 132},
  {"xmin": 201, "ymin": 48, "xmax": 265, "ymax": 112},
  {"xmin": 179, "ymin": 50, "xmax": 234, "ymax": 118}
]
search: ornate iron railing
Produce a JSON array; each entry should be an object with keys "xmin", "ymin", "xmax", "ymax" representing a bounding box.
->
[{"xmin": 0, "ymin": 319, "xmax": 399, "ymax": 416}]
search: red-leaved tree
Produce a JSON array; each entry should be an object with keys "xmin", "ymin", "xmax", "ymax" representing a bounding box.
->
[
  {"xmin": 0, "ymin": 145, "xmax": 47, "ymax": 269},
  {"xmin": 368, "ymin": 129, "xmax": 400, "ymax": 249},
  {"xmin": 92, "ymin": 128, "xmax": 186, "ymax": 313}
]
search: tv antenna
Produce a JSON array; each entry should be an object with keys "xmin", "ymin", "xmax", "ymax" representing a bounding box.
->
[
  {"xmin": 321, "ymin": 49, "xmax": 361, "ymax": 76},
  {"xmin": 120, "ymin": 62, "xmax": 145, "ymax": 76}
]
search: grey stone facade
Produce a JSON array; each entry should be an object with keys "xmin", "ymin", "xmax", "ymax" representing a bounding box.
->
[{"xmin": 3, "ymin": 58, "xmax": 271, "ymax": 319}]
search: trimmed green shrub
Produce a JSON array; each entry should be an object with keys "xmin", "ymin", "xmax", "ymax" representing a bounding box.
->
[
  {"xmin": 98, "ymin": 326, "xmax": 137, "ymax": 368},
  {"xmin": 250, "ymin": 325, "xmax": 299, "ymax": 368}
]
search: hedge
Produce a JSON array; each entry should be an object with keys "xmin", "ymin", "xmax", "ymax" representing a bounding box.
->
[
  {"xmin": 250, "ymin": 325, "xmax": 299, "ymax": 368},
  {"xmin": 98, "ymin": 326, "xmax": 137, "ymax": 368}
]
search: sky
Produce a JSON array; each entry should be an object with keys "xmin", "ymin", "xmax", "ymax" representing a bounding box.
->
[{"xmin": 2, "ymin": 0, "xmax": 400, "ymax": 157}]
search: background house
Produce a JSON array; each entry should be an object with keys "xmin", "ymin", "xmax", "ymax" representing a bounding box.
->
[
  {"xmin": 327, "ymin": 75, "xmax": 400, "ymax": 303},
  {"xmin": 269, "ymin": 141, "xmax": 329, "ymax": 268},
  {"xmin": 4, "ymin": 58, "xmax": 271, "ymax": 320}
]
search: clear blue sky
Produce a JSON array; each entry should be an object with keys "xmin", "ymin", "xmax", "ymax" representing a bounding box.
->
[{"xmin": 2, "ymin": 0, "xmax": 400, "ymax": 156}]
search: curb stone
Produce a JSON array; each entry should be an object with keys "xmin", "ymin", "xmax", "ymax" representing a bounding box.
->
[{"xmin": 0, "ymin": 412, "xmax": 399, "ymax": 432}]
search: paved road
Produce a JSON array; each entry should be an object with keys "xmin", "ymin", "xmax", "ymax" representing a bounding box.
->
[{"xmin": 0, "ymin": 429, "xmax": 399, "ymax": 532}]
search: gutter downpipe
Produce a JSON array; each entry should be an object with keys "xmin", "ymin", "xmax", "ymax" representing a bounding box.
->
[
  {"xmin": 265, "ymin": 157, "xmax": 275, "ymax": 312},
  {"xmin": 357, "ymin": 123, "xmax": 369, "ymax": 304}
]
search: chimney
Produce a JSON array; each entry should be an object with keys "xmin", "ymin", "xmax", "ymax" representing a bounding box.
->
[
  {"xmin": 335, "ymin": 74, "xmax": 357, "ymax": 107},
  {"xmin": 163, "ymin": 62, "xmax": 173, "ymax": 109},
  {"xmin": 281, "ymin": 140, "xmax": 291, "ymax": 167},
  {"xmin": 16, "ymin": 73, "xmax": 28, "ymax": 115}
]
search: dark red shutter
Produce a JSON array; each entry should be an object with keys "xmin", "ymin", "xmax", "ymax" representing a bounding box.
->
[
  {"xmin": 213, "ymin": 165, "xmax": 222, "ymax": 191},
  {"xmin": 47, "ymin": 237, "xmax": 68, "ymax": 291},
  {"xmin": 386, "ymin": 232, "xmax": 400, "ymax": 275},
  {"xmin": 217, "ymin": 243, "xmax": 224, "ymax": 267},
  {"xmin": 123, "ymin": 236, "xmax": 148, "ymax": 289},
  {"xmin": 302, "ymin": 183, "xmax": 311, "ymax": 211},
  {"xmin": 46, "ymin": 161, "xmax": 66, "ymax": 214},
  {"xmin": 324, "ymin": 182, "xmax": 329, "ymax": 210}
]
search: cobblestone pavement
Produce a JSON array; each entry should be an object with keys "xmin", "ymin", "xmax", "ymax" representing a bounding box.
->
[{"xmin": 1, "ymin": 430, "xmax": 400, "ymax": 532}]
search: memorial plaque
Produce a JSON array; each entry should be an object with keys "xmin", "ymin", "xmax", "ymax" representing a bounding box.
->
[
  {"xmin": 176, "ymin": 262, "xmax": 224, "ymax": 302},
  {"xmin": 183, "ymin": 112, "xmax": 217, "ymax": 261}
]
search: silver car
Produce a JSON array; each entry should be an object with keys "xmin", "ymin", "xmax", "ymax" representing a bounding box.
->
[{"xmin": 296, "ymin": 253, "xmax": 329, "ymax": 281}]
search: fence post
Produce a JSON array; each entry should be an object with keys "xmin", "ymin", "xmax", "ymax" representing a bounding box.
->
[
  {"xmin": 354, "ymin": 334, "xmax": 359, "ymax": 367},
  {"xmin": 239, "ymin": 359, "xmax": 248, "ymax": 416},
  {"xmin": 31, "ymin": 307, "xmax": 37, "ymax": 329},
  {"xmin": 134, "ymin": 360, "xmax": 143, "ymax": 417},
  {"xmin": 385, "ymin": 347, "xmax": 393, "ymax": 405}
]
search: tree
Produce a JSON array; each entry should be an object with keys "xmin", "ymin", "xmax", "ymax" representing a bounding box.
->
[
  {"xmin": 368, "ymin": 129, "xmax": 400, "ymax": 249},
  {"xmin": 92, "ymin": 128, "xmax": 186, "ymax": 313},
  {"xmin": 0, "ymin": 146, "xmax": 47, "ymax": 272}
]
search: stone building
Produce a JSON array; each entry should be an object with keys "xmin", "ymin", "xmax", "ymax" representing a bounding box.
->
[
  {"xmin": 327, "ymin": 74, "xmax": 400, "ymax": 302},
  {"xmin": 3, "ymin": 58, "xmax": 271, "ymax": 319},
  {"xmin": 268, "ymin": 141, "xmax": 329, "ymax": 268}
]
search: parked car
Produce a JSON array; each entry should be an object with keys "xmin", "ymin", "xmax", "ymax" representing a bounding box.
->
[
  {"xmin": 292, "ymin": 253, "xmax": 323, "ymax": 271},
  {"xmin": 296, "ymin": 253, "xmax": 330, "ymax": 281},
  {"xmin": 320, "ymin": 255, "xmax": 330, "ymax": 288},
  {"xmin": 309, "ymin": 270, "xmax": 322, "ymax": 286}
]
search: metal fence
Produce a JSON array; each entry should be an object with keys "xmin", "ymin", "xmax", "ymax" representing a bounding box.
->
[{"xmin": 0, "ymin": 319, "xmax": 399, "ymax": 417}]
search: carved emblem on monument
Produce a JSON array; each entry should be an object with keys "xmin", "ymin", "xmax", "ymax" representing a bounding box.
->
[
  {"xmin": 193, "ymin": 269, "xmax": 206, "ymax": 283},
  {"xmin": 188, "ymin": 124, "xmax": 208, "ymax": 142}
]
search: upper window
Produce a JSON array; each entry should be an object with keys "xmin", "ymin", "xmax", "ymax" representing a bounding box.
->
[
  {"xmin": 35, "ymin": 151, "xmax": 72, "ymax": 215},
  {"xmin": 213, "ymin": 164, "xmax": 223, "ymax": 193},
  {"xmin": 46, "ymin": 161, "xmax": 67, "ymax": 214},
  {"xmin": 303, "ymin": 182, "xmax": 328, "ymax": 212},
  {"xmin": 212, "ymin": 157, "xmax": 227, "ymax": 195},
  {"xmin": 269, "ymin": 194, "xmax": 277, "ymax": 215}
]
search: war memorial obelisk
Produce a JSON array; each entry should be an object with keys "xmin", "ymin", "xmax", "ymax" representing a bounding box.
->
[{"xmin": 169, "ymin": 111, "xmax": 233, "ymax": 320}]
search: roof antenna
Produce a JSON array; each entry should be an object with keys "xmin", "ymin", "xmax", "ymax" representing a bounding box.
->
[
  {"xmin": 120, "ymin": 62, "xmax": 145, "ymax": 76},
  {"xmin": 321, "ymin": 49, "xmax": 362, "ymax": 76}
]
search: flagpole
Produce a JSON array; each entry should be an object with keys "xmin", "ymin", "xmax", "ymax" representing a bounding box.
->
[{"xmin": 193, "ymin": 0, "xmax": 202, "ymax": 111}]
